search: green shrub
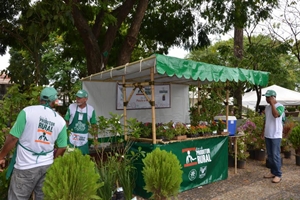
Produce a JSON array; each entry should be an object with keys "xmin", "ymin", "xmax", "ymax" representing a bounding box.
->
[
  {"xmin": 42, "ymin": 149, "xmax": 103, "ymax": 200},
  {"xmin": 142, "ymin": 148, "xmax": 183, "ymax": 200}
]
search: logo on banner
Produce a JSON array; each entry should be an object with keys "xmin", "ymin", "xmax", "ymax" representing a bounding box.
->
[
  {"xmin": 182, "ymin": 147, "xmax": 212, "ymax": 168},
  {"xmin": 199, "ymin": 166, "xmax": 207, "ymax": 178},
  {"xmin": 188, "ymin": 169, "xmax": 197, "ymax": 181}
]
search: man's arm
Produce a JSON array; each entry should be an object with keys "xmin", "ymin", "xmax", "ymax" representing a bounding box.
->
[
  {"xmin": 54, "ymin": 147, "xmax": 66, "ymax": 159},
  {"xmin": 0, "ymin": 134, "xmax": 19, "ymax": 171}
]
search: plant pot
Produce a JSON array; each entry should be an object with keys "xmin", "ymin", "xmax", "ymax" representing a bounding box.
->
[
  {"xmin": 296, "ymin": 155, "xmax": 300, "ymax": 166},
  {"xmin": 255, "ymin": 149, "xmax": 266, "ymax": 161},
  {"xmin": 173, "ymin": 135, "xmax": 187, "ymax": 140},
  {"xmin": 237, "ymin": 160, "xmax": 246, "ymax": 169},
  {"xmin": 283, "ymin": 151, "xmax": 292, "ymax": 159},
  {"xmin": 248, "ymin": 149, "xmax": 256, "ymax": 160},
  {"xmin": 228, "ymin": 155, "xmax": 234, "ymax": 167}
]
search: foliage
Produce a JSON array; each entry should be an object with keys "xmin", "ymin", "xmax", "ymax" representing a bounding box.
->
[
  {"xmin": 174, "ymin": 122, "xmax": 187, "ymax": 136},
  {"xmin": 96, "ymin": 144, "xmax": 145, "ymax": 200},
  {"xmin": 187, "ymin": 125, "xmax": 198, "ymax": 135},
  {"xmin": 189, "ymin": 85, "xmax": 225, "ymax": 125},
  {"xmin": 281, "ymin": 120, "xmax": 297, "ymax": 152},
  {"xmin": 142, "ymin": 148, "xmax": 183, "ymax": 200},
  {"xmin": 236, "ymin": 137, "xmax": 250, "ymax": 161},
  {"xmin": 140, "ymin": 122, "xmax": 152, "ymax": 138},
  {"xmin": 237, "ymin": 114, "xmax": 265, "ymax": 150},
  {"xmin": 0, "ymin": 84, "xmax": 42, "ymax": 151},
  {"xmin": 126, "ymin": 118, "xmax": 143, "ymax": 138},
  {"xmin": 0, "ymin": 168, "xmax": 10, "ymax": 200},
  {"xmin": 289, "ymin": 123, "xmax": 300, "ymax": 155},
  {"xmin": 200, "ymin": 0, "xmax": 279, "ymax": 33},
  {"xmin": 43, "ymin": 149, "xmax": 103, "ymax": 200}
]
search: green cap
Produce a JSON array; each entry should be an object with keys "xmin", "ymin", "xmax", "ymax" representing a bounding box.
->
[
  {"xmin": 40, "ymin": 87, "xmax": 58, "ymax": 102},
  {"xmin": 262, "ymin": 90, "xmax": 276, "ymax": 97},
  {"xmin": 76, "ymin": 89, "xmax": 88, "ymax": 98}
]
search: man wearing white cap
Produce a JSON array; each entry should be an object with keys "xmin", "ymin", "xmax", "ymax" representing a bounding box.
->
[
  {"xmin": 65, "ymin": 89, "xmax": 97, "ymax": 155},
  {"xmin": 262, "ymin": 89, "xmax": 284, "ymax": 183},
  {"xmin": 0, "ymin": 87, "xmax": 67, "ymax": 199}
]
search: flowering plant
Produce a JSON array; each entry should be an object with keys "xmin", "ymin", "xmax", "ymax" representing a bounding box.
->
[
  {"xmin": 174, "ymin": 122, "xmax": 187, "ymax": 136},
  {"xmin": 236, "ymin": 137, "xmax": 250, "ymax": 160},
  {"xmin": 188, "ymin": 126, "xmax": 198, "ymax": 135},
  {"xmin": 237, "ymin": 115, "xmax": 265, "ymax": 150}
]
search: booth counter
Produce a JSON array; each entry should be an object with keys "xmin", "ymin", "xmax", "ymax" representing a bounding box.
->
[{"xmin": 131, "ymin": 135, "xmax": 228, "ymax": 198}]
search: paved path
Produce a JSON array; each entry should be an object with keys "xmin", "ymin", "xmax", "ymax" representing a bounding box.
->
[{"xmin": 177, "ymin": 155, "xmax": 300, "ymax": 200}]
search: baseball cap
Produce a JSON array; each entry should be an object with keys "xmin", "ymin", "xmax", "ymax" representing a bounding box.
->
[
  {"xmin": 262, "ymin": 90, "xmax": 276, "ymax": 97},
  {"xmin": 40, "ymin": 87, "xmax": 58, "ymax": 102},
  {"xmin": 76, "ymin": 89, "xmax": 88, "ymax": 98}
]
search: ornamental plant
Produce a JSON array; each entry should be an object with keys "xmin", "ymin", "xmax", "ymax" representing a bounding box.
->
[
  {"xmin": 142, "ymin": 148, "xmax": 183, "ymax": 200},
  {"xmin": 236, "ymin": 137, "xmax": 250, "ymax": 161},
  {"xmin": 238, "ymin": 114, "xmax": 265, "ymax": 150},
  {"xmin": 43, "ymin": 149, "xmax": 103, "ymax": 200},
  {"xmin": 174, "ymin": 122, "xmax": 187, "ymax": 136}
]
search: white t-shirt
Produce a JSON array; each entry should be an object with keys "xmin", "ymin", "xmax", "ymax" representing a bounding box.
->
[
  {"xmin": 264, "ymin": 103, "xmax": 284, "ymax": 139},
  {"xmin": 10, "ymin": 105, "xmax": 67, "ymax": 170}
]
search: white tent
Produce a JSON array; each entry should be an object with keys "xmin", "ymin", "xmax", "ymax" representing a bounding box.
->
[{"xmin": 242, "ymin": 85, "xmax": 300, "ymax": 110}]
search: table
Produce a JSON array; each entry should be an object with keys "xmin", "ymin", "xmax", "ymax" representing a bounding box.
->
[{"xmin": 131, "ymin": 135, "xmax": 228, "ymax": 199}]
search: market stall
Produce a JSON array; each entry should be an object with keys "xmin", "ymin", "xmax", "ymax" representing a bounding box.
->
[{"xmin": 80, "ymin": 54, "xmax": 269, "ymax": 197}]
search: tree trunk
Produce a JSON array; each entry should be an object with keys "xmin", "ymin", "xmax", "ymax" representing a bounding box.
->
[
  {"xmin": 233, "ymin": 28, "xmax": 244, "ymax": 118},
  {"xmin": 101, "ymin": 0, "xmax": 136, "ymax": 68},
  {"xmin": 117, "ymin": 0, "xmax": 149, "ymax": 66},
  {"xmin": 67, "ymin": 0, "xmax": 103, "ymax": 75}
]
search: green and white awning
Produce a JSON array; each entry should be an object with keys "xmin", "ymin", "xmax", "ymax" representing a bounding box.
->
[{"xmin": 81, "ymin": 54, "xmax": 269, "ymax": 86}]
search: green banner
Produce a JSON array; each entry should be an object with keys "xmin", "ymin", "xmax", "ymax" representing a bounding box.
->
[{"xmin": 132, "ymin": 136, "xmax": 228, "ymax": 198}]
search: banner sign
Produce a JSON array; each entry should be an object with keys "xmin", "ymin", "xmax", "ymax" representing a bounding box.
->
[
  {"xmin": 116, "ymin": 84, "xmax": 170, "ymax": 110},
  {"xmin": 132, "ymin": 136, "xmax": 228, "ymax": 198}
]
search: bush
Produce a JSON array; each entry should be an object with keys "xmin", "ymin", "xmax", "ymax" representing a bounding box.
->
[
  {"xmin": 43, "ymin": 149, "xmax": 103, "ymax": 200},
  {"xmin": 142, "ymin": 148, "xmax": 183, "ymax": 200}
]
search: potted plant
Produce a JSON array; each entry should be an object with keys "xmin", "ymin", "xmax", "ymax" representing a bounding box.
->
[
  {"xmin": 281, "ymin": 120, "xmax": 296, "ymax": 158},
  {"xmin": 233, "ymin": 137, "xmax": 250, "ymax": 169},
  {"xmin": 187, "ymin": 125, "xmax": 199, "ymax": 138},
  {"xmin": 142, "ymin": 148, "xmax": 183, "ymax": 200},
  {"xmin": 288, "ymin": 123, "xmax": 300, "ymax": 165},
  {"xmin": 173, "ymin": 122, "xmax": 187, "ymax": 140}
]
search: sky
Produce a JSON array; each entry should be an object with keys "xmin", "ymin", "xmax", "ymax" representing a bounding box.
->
[{"xmin": 0, "ymin": 53, "xmax": 9, "ymax": 71}]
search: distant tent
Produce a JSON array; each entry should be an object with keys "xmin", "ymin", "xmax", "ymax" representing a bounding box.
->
[{"xmin": 242, "ymin": 85, "xmax": 300, "ymax": 110}]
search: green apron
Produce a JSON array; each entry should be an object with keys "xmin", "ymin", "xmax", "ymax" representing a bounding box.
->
[
  {"xmin": 68, "ymin": 106, "xmax": 89, "ymax": 155},
  {"xmin": 6, "ymin": 142, "xmax": 53, "ymax": 179}
]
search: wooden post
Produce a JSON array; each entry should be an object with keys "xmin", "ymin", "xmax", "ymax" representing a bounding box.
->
[
  {"xmin": 122, "ymin": 76, "xmax": 127, "ymax": 140},
  {"xmin": 150, "ymin": 67, "xmax": 156, "ymax": 144}
]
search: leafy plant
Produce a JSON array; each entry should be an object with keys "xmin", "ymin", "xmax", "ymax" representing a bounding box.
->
[
  {"xmin": 236, "ymin": 137, "xmax": 250, "ymax": 161},
  {"xmin": 126, "ymin": 118, "xmax": 143, "ymax": 138},
  {"xmin": 174, "ymin": 122, "xmax": 187, "ymax": 136},
  {"xmin": 0, "ymin": 168, "xmax": 10, "ymax": 200},
  {"xmin": 43, "ymin": 149, "xmax": 103, "ymax": 200},
  {"xmin": 289, "ymin": 123, "xmax": 300, "ymax": 155},
  {"xmin": 142, "ymin": 148, "xmax": 183, "ymax": 200}
]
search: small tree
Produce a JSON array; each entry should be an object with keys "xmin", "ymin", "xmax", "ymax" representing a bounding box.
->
[
  {"xmin": 142, "ymin": 148, "xmax": 183, "ymax": 200},
  {"xmin": 42, "ymin": 149, "xmax": 103, "ymax": 200}
]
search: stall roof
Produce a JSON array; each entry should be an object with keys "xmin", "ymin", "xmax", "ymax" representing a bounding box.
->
[{"xmin": 81, "ymin": 54, "xmax": 269, "ymax": 86}]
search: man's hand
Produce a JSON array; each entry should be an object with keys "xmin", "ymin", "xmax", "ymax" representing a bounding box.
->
[
  {"xmin": 269, "ymin": 96, "xmax": 276, "ymax": 105},
  {"xmin": 0, "ymin": 159, "xmax": 6, "ymax": 172}
]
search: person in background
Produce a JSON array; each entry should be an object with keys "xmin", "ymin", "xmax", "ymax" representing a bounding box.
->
[
  {"xmin": 262, "ymin": 90, "xmax": 284, "ymax": 183},
  {"xmin": 64, "ymin": 89, "xmax": 97, "ymax": 155},
  {"xmin": 0, "ymin": 87, "xmax": 67, "ymax": 200}
]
